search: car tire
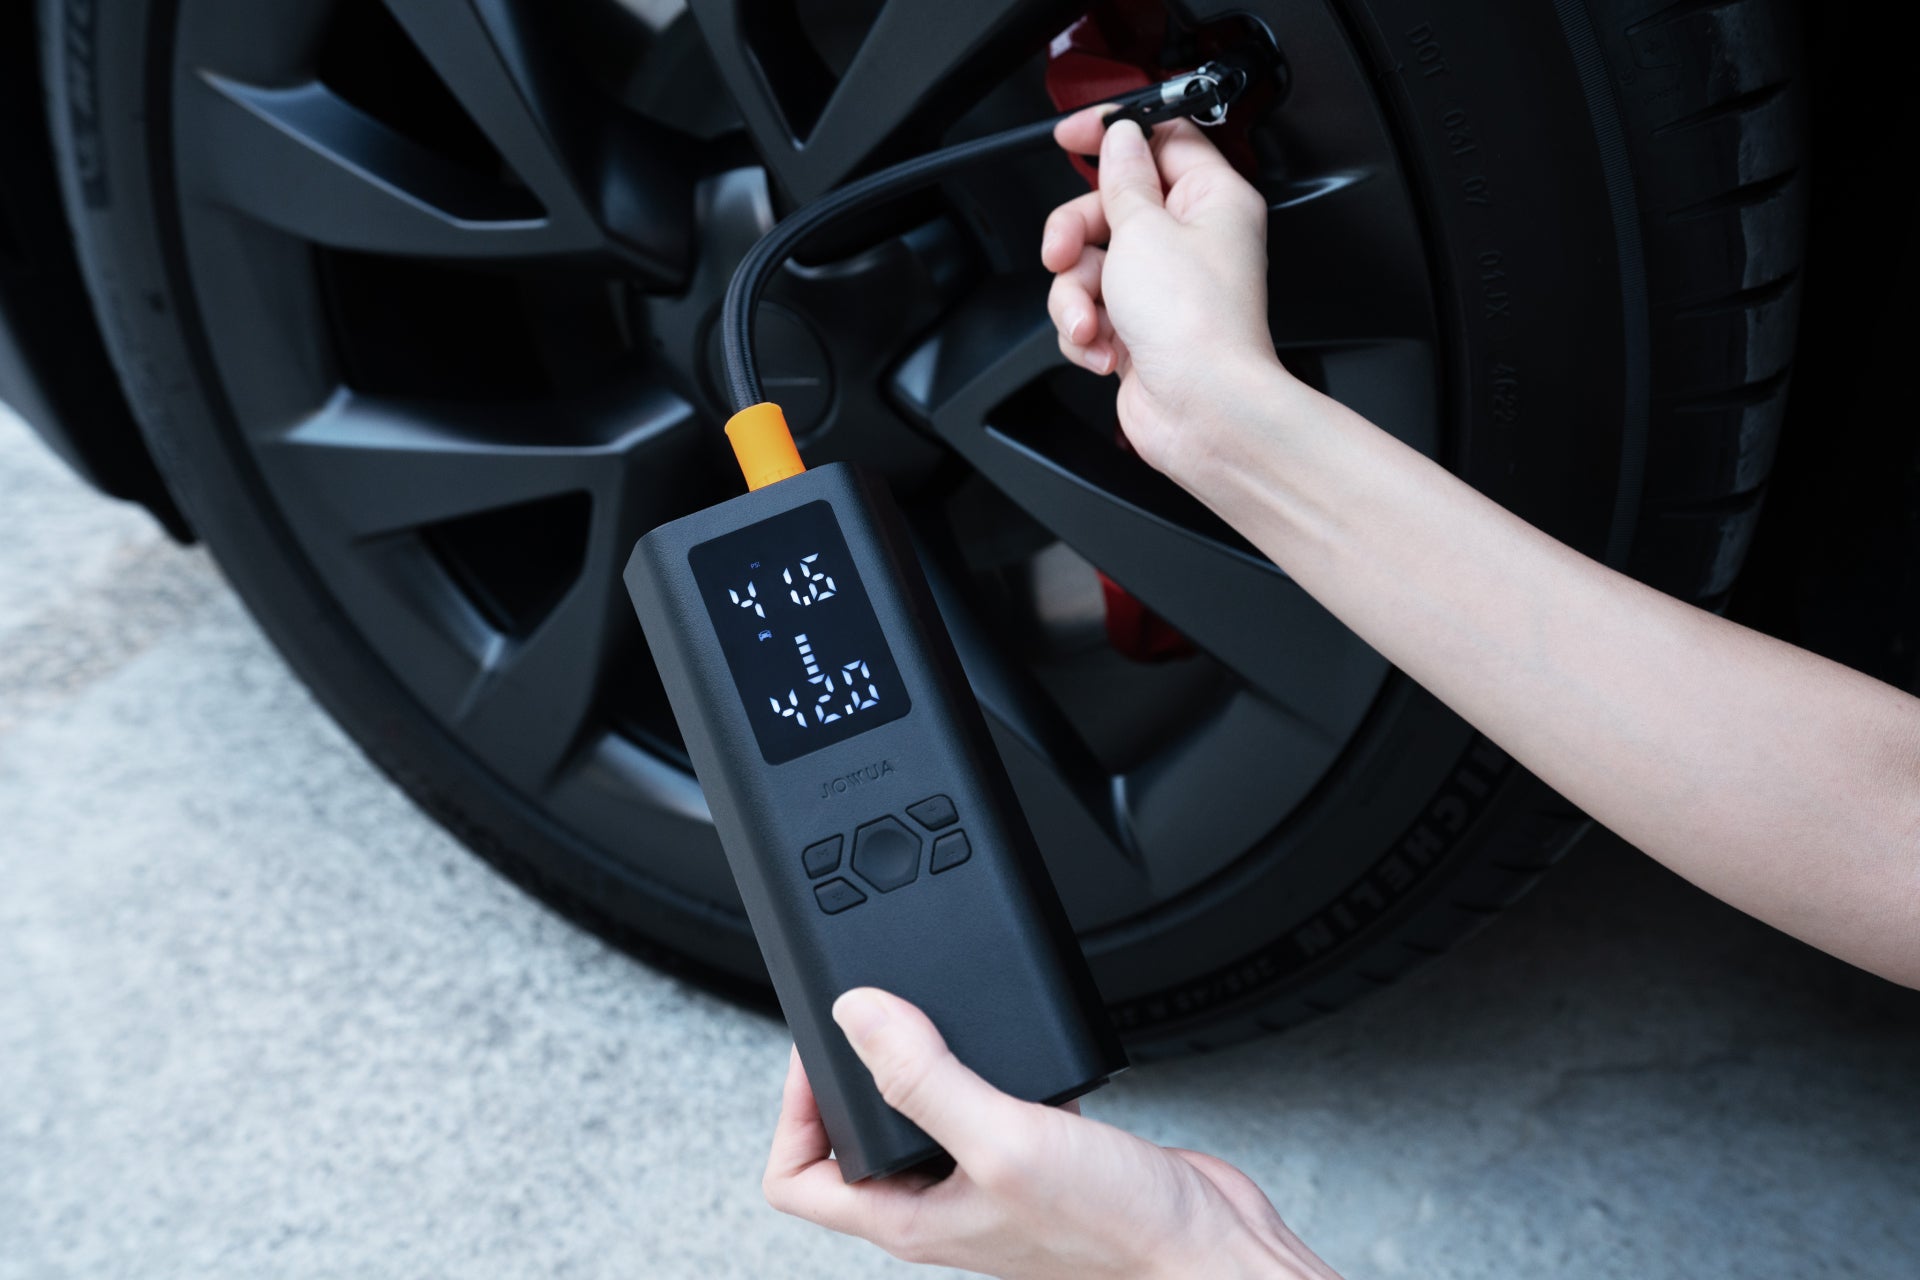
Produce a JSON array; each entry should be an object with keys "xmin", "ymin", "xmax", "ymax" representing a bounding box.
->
[{"xmin": 43, "ymin": 0, "xmax": 1806, "ymax": 1052}]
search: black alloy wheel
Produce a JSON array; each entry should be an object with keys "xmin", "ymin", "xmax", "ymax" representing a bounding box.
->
[{"xmin": 47, "ymin": 0, "xmax": 1807, "ymax": 1050}]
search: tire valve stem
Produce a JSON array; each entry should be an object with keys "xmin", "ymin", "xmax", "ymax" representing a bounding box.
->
[{"xmin": 1101, "ymin": 59, "xmax": 1248, "ymax": 132}]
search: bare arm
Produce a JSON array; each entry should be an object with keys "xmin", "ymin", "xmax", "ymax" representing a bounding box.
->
[
  {"xmin": 1048, "ymin": 111, "xmax": 1920, "ymax": 989},
  {"xmin": 1191, "ymin": 368, "xmax": 1920, "ymax": 987},
  {"xmin": 763, "ymin": 108, "xmax": 1919, "ymax": 1280}
]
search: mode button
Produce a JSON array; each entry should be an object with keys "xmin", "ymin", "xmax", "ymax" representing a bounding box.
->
[{"xmin": 802, "ymin": 835, "xmax": 843, "ymax": 879}]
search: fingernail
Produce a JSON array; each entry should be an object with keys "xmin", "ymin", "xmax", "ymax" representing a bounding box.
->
[
  {"xmin": 1107, "ymin": 118, "xmax": 1149, "ymax": 157},
  {"xmin": 832, "ymin": 989, "xmax": 890, "ymax": 1045},
  {"xmin": 1041, "ymin": 229, "xmax": 1060, "ymax": 260},
  {"xmin": 1067, "ymin": 310, "xmax": 1088, "ymax": 342},
  {"xmin": 1090, "ymin": 347, "xmax": 1113, "ymax": 374}
]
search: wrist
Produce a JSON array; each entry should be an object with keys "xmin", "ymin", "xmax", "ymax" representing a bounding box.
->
[
  {"xmin": 1173, "ymin": 354, "xmax": 1333, "ymax": 527},
  {"xmin": 1174, "ymin": 352, "xmax": 1389, "ymax": 601}
]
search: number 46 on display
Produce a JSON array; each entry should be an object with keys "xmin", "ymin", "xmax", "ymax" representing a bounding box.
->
[{"xmin": 727, "ymin": 554, "xmax": 837, "ymax": 619}]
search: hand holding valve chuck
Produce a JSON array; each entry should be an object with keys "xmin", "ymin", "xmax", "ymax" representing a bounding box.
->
[{"xmin": 1098, "ymin": 58, "xmax": 1250, "ymax": 133}]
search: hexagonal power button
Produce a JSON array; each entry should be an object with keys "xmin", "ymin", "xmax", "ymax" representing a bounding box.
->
[{"xmin": 851, "ymin": 816, "xmax": 921, "ymax": 893}]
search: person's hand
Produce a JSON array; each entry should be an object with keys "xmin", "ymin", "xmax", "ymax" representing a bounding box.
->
[
  {"xmin": 763, "ymin": 987, "xmax": 1342, "ymax": 1279},
  {"xmin": 1041, "ymin": 109, "xmax": 1298, "ymax": 488}
]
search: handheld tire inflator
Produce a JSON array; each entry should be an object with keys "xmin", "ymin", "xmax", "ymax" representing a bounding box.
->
[{"xmin": 623, "ymin": 53, "xmax": 1268, "ymax": 1182}]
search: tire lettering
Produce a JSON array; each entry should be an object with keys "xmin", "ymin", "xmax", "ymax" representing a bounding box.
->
[{"xmin": 1405, "ymin": 23, "xmax": 1450, "ymax": 79}]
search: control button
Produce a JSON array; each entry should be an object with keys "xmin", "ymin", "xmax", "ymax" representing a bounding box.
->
[
  {"xmin": 930, "ymin": 831, "xmax": 972, "ymax": 874},
  {"xmin": 802, "ymin": 835, "xmax": 843, "ymax": 879},
  {"xmin": 852, "ymin": 817, "xmax": 922, "ymax": 893},
  {"xmin": 906, "ymin": 795, "xmax": 959, "ymax": 831},
  {"xmin": 813, "ymin": 878, "xmax": 866, "ymax": 915}
]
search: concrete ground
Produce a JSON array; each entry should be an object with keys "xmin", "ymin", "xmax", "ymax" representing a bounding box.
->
[{"xmin": 3, "ymin": 404, "xmax": 1917, "ymax": 1280}]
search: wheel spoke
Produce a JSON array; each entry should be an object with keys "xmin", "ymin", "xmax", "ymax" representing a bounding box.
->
[
  {"xmin": 256, "ymin": 382, "xmax": 703, "ymax": 787},
  {"xmin": 893, "ymin": 277, "xmax": 1387, "ymax": 738},
  {"xmin": 688, "ymin": 0, "xmax": 1078, "ymax": 201},
  {"xmin": 183, "ymin": 0, "xmax": 695, "ymax": 279},
  {"xmin": 451, "ymin": 394, "xmax": 707, "ymax": 788},
  {"xmin": 916, "ymin": 536, "xmax": 1156, "ymax": 924},
  {"xmin": 186, "ymin": 74, "xmax": 591, "ymax": 262},
  {"xmin": 378, "ymin": 0, "xmax": 694, "ymax": 279},
  {"xmin": 259, "ymin": 380, "xmax": 694, "ymax": 538},
  {"xmin": 373, "ymin": 0, "xmax": 580, "ymax": 204},
  {"xmin": 544, "ymin": 733, "xmax": 740, "ymax": 903},
  {"xmin": 1120, "ymin": 691, "xmax": 1341, "ymax": 897},
  {"xmin": 449, "ymin": 536, "xmax": 625, "ymax": 789}
]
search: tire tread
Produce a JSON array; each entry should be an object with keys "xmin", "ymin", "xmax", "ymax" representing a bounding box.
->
[{"xmin": 1652, "ymin": 80, "xmax": 1791, "ymax": 135}]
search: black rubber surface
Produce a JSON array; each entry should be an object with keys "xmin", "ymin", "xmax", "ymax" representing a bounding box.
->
[{"xmin": 42, "ymin": 0, "xmax": 1806, "ymax": 1054}]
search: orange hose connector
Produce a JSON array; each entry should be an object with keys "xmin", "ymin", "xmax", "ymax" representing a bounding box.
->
[{"xmin": 724, "ymin": 402, "xmax": 806, "ymax": 491}]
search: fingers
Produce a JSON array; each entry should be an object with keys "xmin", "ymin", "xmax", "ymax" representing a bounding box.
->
[
  {"xmin": 1052, "ymin": 103, "xmax": 1113, "ymax": 157},
  {"xmin": 1059, "ymin": 327, "xmax": 1117, "ymax": 376},
  {"xmin": 1095, "ymin": 119, "xmax": 1165, "ymax": 227},
  {"xmin": 1052, "ymin": 105, "xmax": 1230, "ymax": 183},
  {"xmin": 1066, "ymin": 323, "xmax": 1129, "ymax": 380},
  {"xmin": 1053, "ymin": 106, "xmax": 1255, "ymax": 234},
  {"xmin": 765, "ymin": 1148, "xmax": 928, "ymax": 1242},
  {"xmin": 1058, "ymin": 316, "xmax": 1120, "ymax": 376},
  {"xmin": 1046, "ymin": 248, "xmax": 1117, "ymax": 375},
  {"xmin": 762, "ymin": 1045, "xmax": 930, "ymax": 1241},
  {"xmin": 762, "ymin": 1047, "xmax": 855, "ymax": 1219},
  {"xmin": 764, "ymin": 1046, "xmax": 830, "ymax": 1186},
  {"xmin": 832, "ymin": 988, "xmax": 1029, "ymax": 1171},
  {"xmin": 1144, "ymin": 117, "xmax": 1236, "ymax": 187},
  {"xmin": 1047, "ymin": 246, "xmax": 1104, "ymax": 345},
  {"xmin": 1041, "ymin": 191, "xmax": 1108, "ymax": 272}
]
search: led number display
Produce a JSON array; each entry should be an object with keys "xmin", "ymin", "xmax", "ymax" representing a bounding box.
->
[{"xmin": 688, "ymin": 501, "xmax": 912, "ymax": 764}]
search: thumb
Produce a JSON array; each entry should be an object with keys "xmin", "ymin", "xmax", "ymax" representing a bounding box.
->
[
  {"xmin": 833, "ymin": 987, "xmax": 1022, "ymax": 1166},
  {"xmin": 1097, "ymin": 119, "xmax": 1165, "ymax": 228}
]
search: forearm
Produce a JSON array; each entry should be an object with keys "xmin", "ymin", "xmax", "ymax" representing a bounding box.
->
[{"xmin": 1185, "ymin": 362, "xmax": 1920, "ymax": 987}]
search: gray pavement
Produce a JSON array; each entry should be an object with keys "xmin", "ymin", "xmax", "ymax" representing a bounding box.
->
[{"xmin": 3, "ymin": 405, "xmax": 1918, "ymax": 1280}]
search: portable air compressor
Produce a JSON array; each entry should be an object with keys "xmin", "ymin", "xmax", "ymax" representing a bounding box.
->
[
  {"xmin": 623, "ymin": 54, "xmax": 1271, "ymax": 1181},
  {"xmin": 625, "ymin": 459, "xmax": 1124, "ymax": 1181}
]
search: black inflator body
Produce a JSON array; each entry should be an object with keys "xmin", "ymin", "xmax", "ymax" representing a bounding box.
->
[{"xmin": 624, "ymin": 462, "xmax": 1125, "ymax": 1181}]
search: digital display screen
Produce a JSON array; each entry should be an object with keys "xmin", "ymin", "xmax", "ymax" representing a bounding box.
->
[{"xmin": 689, "ymin": 501, "xmax": 912, "ymax": 765}]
